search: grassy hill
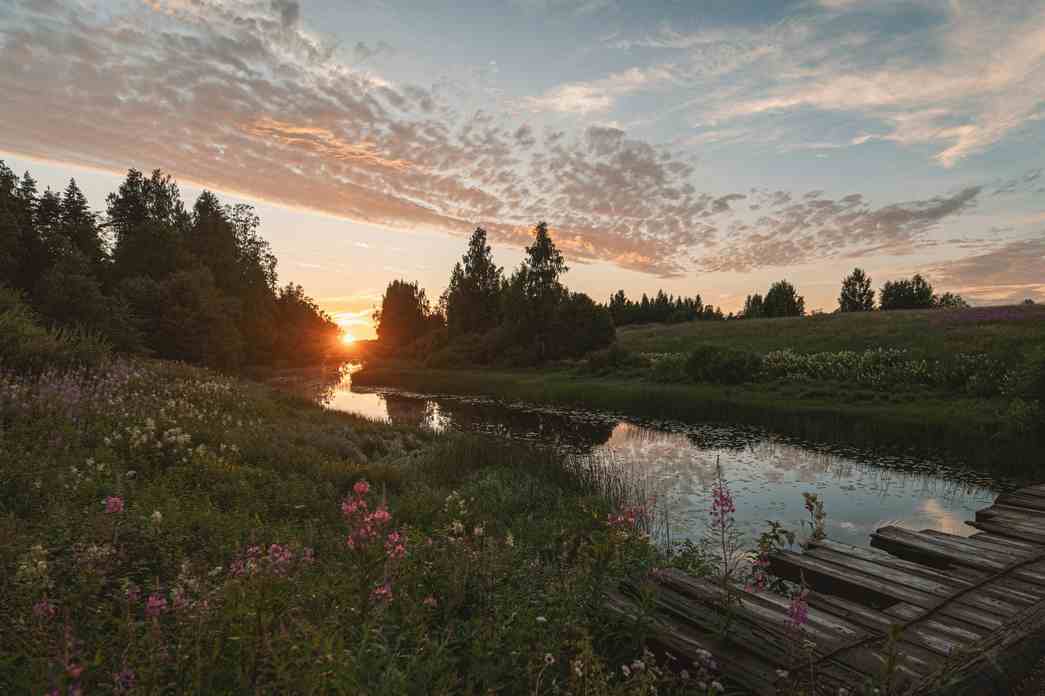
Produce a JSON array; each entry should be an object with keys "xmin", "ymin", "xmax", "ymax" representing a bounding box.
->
[{"xmin": 617, "ymin": 304, "xmax": 1045, "ymax": 359}]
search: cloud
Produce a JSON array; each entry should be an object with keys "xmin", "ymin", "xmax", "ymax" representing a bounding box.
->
[
  {"xmin": 523, "ymin": 66, "xmax": 675, "ymax": 114},
  {"xmin": 931, "ymin": 237, "xmax": 1045, "ymax": 304},
  {"xmin": 710, "ymin": 1, "xmax": 1045, "ymax": 166},
  {"xmin": 0, "ymin": 0, "xmax": 1026, "ymax": 282}
]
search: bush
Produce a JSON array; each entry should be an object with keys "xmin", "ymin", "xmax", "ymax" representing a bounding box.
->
[
  {"xmin": 582, "ymin": 343, "xmax": 649, "ymax": 375},
  {"xmin": 0, "ymin": 288, "xmax": 110, "ymax": 372},
  {"xmin": 646, "ymin": 353, "xmax": 689, "ymax": 383},
  {"xmin": 685, "ymin": 345, "xmax": 763, "ymax": 384}
]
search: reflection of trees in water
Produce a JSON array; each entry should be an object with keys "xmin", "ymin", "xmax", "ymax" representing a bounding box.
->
[
  {"xmin": 383, "ymin": 395, "xmax": 438, "ymax": 429},
  {"xmin": 264, "ymin": 366, "xmax": 345, "ymax": 405},
  {"xmin": 394, "ymin": 397, "xmax": 617, "ymax": 452}
]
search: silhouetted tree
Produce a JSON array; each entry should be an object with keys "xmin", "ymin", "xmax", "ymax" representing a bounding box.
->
[
  {"xmin": 838, "ymin": 268, "xmax": 875, "ymax": 312},
  {"xmin": 443, "ymin": 227, "xmax": 503, "ymax": 339},
  {"xmin": 742, "ymin": 293, "xmax": 764, "ymax": 319},
  {"xmin": 763, "ymin": 281, "xmax": 805, "ymax": 318},
  {"xmin": 934, "ymin": 292, "xmax": 969, "ymax": 309},
  {"xmin": 375, "ymin": 279, "xmax": 437, "ymax": 351},
  {"xmin": 880, "ymin": 274, "xmax": 935, "ymax": 310}
]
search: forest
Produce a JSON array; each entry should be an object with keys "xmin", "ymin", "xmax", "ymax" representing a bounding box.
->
[{"xmin": 0, "ymin": 162, "xmax": 339, "ymax": 369}]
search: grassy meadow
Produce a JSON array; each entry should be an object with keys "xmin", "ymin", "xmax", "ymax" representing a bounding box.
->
[
  {"xmin": 1, "ymin": 356, "xmax": 742, "ymax": 695},
  {"xmin": 616, "ymin": 304, "xmax": 1045, "ymax": 358}
]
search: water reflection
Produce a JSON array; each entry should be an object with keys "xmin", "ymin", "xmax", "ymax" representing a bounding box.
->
[{"xmin": 271, "ymin": 364, "xmax": 1010, "ymax": 548}]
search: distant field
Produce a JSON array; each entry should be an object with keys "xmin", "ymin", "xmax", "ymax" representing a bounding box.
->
[{"xmin": 616, "ymin": 304, "xmax": 1045, "ymax": 358}]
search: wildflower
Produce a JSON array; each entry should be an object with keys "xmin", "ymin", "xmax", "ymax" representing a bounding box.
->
[
  {"xmin": 630, "ymin": 659, "xmax": 645, "ymax": 672},
  {"xmin": 572, "ymin": 659, "xmax": 584, "ymax": 677},
  {"xmin": 104, "ymin": 496, "xmax": 125, "ymax": 514},
  {"xmin": 711, "ymin": 681, "xmax": 725, "ymax": 693},
  {"xmin": 680, "ymin": 669, "xmax": 690, "ymax": 680},
  {"xmin": 787, "ymin": 588, "xmax": 809, "ymax": 629},
  {"xmin": 450, "ymin": 520, "xmax": 465, "ymax": 535},
  {"xmin": 371, "ymin": 582, "xmax": 393, "ymax": 602},
  {"xmin": 621, "ymin": 664, "xmax": 631, "ymax": 678},
  {"xmin": 776, "ymin": 669, "xmax": 790, "ymax": 679},
  {"xmin": 505, "ymin": 531, "xmax": 515, "ymax": 548},
  {"xmin": 353, "ymin": 480, "xmax": 370, "ymax": 496},
  {"xmin": 113, "ymin": 668, "xmax": 136, "ymax": 694},
  {"xmin": 67, "ymin": 663, "xmax": 84, "ymax": 679},
  {"xmin": 150, "ymin": 510, "xmax": 163, "ymax": 524},
  {"xmin": 145, "ymin": 593, "xmax": 167, "ymax": 617},
  {"xmin": 32, "ymin": 598, "xmax": 56, "ymax": 620},
  {"xmin": 423, "ymin": 595, "xmax": 437, "ymax": 608},
  {"xmin": 536, "ymin": 615, "xmax": 547, "ymax": 623},
  {"xmin": 544, "ymin": 653, "xmax": 555, "ymax": 666},
  {"xmin": 473, "ymin": 525, "xmax": 484, "ymax": 537}
]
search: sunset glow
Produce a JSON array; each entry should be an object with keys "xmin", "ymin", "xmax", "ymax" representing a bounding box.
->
[{"xmin": 1, "ymin": 0, "xmax": 1042, "ymax": 314}]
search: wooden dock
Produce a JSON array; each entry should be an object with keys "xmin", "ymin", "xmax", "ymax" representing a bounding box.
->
[{"xmin": 606, "ymin": 484, "xmax": 1045, "ymax": 695}]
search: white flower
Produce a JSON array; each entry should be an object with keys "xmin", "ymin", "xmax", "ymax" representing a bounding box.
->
[
  {"xmin": 776, "ymin": 669, "xmax": 789, "ymax": 679},
  {"xmin": 151, "ymin": 510, "xmax": 163, "ymax": 524},
  {"xmin": 536, "ymin": 616, "xmax": 547, "ymax": 623},
  {"xmin": 544, "ymin": 653, "xmax": 555, "ymax": 666},
  {"xmin": 621, "ymin": 664, "xmax": 631, "ymax": 678},
  {"xmin": 630, "ymin": 659, "xmax": 645, "ymax": 672},
  {"xmin": 505, "ymin": 532, "xmax": 515, "ymax": 548},
  {"xmin": 473, "ymin": 525, "xmax": 484, "ymax": 537},
  {"xmin": 711, "ymin": 681, "xmax": 724, "ymax": 693}
]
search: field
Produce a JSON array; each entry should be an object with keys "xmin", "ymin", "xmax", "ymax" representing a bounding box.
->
[
  {"xmin": 0, "ymin": 358, "xmax": 713, "ymax": 694},
  {"xmin": 617, "ymin": 304, "xmax": 1045, "ymax": 358}
]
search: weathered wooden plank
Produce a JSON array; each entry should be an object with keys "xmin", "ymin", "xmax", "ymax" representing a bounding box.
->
[
  {"xmin": 992, "ymin": 493, "xmax": 1045, "ymax": 512},
  {"xmin": 886, "ymin": 528, "xmax": 1020, "ymax": 567},
  {"xmin": 977, "ymin": 506, "xmax": 1045, "ymax": 527},
  {"xmin": 816, "ymin": 539, "xmax": 986, "ymax": 585},
  {"xmin": 952, "ymin": 590, "xmax": 1027, "ymax": 617},
  {"xmin": 922, "ymin": 529, "xmax": 1034, "ymax": 562},
  {"xmin": 805, "ymin": 546, "xmax": 961, "ymax": 597},
  {"xmin": 968, "ymin": 518, "xmax": 1045, "ymax": 545},
  {"xmin": 770, "ymin": 549, "xmax": 942, "ymax": 609},
  {"xmin": 604, "ymin": 590, "xmax": 781, "ymax": 696},
  {"xmin": 871, "ymin": 526, "xmax": 1008, "ymax": 572},
  {"xmin": 969, "ymin": 532, "xmax": 1044, "ymax": 552}
]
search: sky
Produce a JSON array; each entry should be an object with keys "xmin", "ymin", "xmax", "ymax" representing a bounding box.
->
[{"xmin": 2, "ymin": 0, "xmax": 1043, "ymax": 339}]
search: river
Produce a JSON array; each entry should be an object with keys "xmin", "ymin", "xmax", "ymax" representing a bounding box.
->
[{"xmin": 272, "ymin": 364, "xmax": 1014, "ymax": 549}]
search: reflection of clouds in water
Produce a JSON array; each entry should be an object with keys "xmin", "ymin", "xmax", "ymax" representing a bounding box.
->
[{"xmin": 273, "ymin": 367, "xmax": 1002, "ymax": 548}]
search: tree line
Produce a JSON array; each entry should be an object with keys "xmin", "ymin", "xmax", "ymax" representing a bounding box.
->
[
  {"xmin": 375, "ymin": 224, "xmax": 617, "ymax": 366},
  {"xmin": 608, "ymin": 290, "xmax": 723, "ymax": 325},
  {"xmin": 0, "ymin": 161, "xmax": 339, "ymax": 369}
]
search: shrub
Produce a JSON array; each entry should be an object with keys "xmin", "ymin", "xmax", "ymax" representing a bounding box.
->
[
  {"xmin": 582, "ymin": 343, "xmax": 649, "ymax": 375},
  {"xmin": 646, "ymin": 353, "xmax": 688, "ymax": 383},
  {"xmin": 685, "ymin": 345, "xmax": 763, "ymax": 384},
  {"xmin": 0, "ymin": 288, "xmax": 110, "ymax": 372}
]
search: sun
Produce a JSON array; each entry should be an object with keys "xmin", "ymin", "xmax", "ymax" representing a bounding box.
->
[{"xmin": 341, "ymin": 332, "xmax": 355, "ymax": 345}]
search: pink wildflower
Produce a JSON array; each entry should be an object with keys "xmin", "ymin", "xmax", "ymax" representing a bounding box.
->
[
  {"xmin": 145, "ymin": 593, "xmax": 167, "ymax": 617},
  {"xmin": 353, "ymin": 480, "xmax": 370, "ymax": 496},
  {"xmin": 787, "ymin": 589, "xmax": 809, "ymax": 628},
  {"xmin": 104, "ymin": 496, "xmax": 125, "ymax": 514},
  {"xmin": 32, "ymin": 598, "xmax": 56, "ymax": 620},
  {"xmin": 422, "ymin": 595, "xmax": 437, "ymax": 607},
  {"xmin": 371, "ymin": 582, "xmax": 393, "ymax": 602},
  {"xmin": 371, "ymin": 508, "xmax": 391, "ymax": 524}
]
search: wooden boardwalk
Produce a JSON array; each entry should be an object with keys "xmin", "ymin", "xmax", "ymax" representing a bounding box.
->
[{"xmin": 606, "ymin": 484, "xmax": 1045, "ymax": 695}]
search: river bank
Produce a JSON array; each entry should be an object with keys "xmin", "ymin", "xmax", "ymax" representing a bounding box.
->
[
  {"xmin": 0, "ymin": 357, "xmax": 694, "ymax": 694},
  {"xmin": 353, "ymin": 364, "xmax": 1044, "ymax": 477}
]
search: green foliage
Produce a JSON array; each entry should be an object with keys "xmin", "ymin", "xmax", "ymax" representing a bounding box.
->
[
  {"xmin": 838, "ymin": 268, "xmax": 875, "ymax": 312},
  {"xmin": 374, "ymin": 280, "xmax": 441, "ymax": 354},
  {"xmin": 583, "ymin": 344, "xmax": 650, "ymax": 376},
  {"xmin": 762, "ymin": 280, "xmax": 805, "ymax": 318},
  {"xmin": 442, "ymin": 227, "xmax": 503, "ymax": 339},
  {"xmin": 742, "ymin": 293, "xmax": 764, "ymax": 319},
  {"xmin": 0, "ymin": 288, "xmax": 110, "ymax": 371},
  {"xmin": 685, "ymin": 345, "xmax": 763, "ymax": 384},
  {"xmin": 0, "ymin": 359, "xmax": 689, "ymax": 695},
  {"xmin": 880, "ymin": 273, "xmax": 935, "ymax": 310},
  {"xmin": 934, "ymin": 291, "xmax": 969, "ymax": 309},
  {"xmin": 608, "ymin": 289, "xmax": 718, "ymax": 326},
  {"xmin": 0, "ymin": 160, "xmax": 338, "ymax": 369}
]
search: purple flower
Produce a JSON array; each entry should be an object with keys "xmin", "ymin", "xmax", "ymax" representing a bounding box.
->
[
  {"xmin": 104, "ymin": 496, "xmax": 124, "ymax": 514},
  {"xmin": 145, "ymin": 593, "xmax": 167, "ymax": 617}
]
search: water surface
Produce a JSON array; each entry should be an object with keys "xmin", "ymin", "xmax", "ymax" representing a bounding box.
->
[{"xmin": 271, "ymin": 365, "xmax": 1012, "ymax": 548}]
